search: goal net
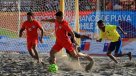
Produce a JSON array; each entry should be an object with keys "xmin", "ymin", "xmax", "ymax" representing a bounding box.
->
[{"xmin": 0, "ymin": 0, "xmax": 78, "ymax": 54}]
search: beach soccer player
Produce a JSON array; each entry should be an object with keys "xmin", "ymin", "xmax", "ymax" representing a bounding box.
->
[
  {"xmin": 67, "ymin": 31, "xmax": 92, "ymax": 53},
  {"xmin": 41, "ymin": 11, "xmax": 94, "ymax": 72},
  {"xmin": 66, "ymin": 31, "xmax": 94, "ymax": 71},
  {"xmin": 96, "ymin": 20, "xmax": 132, "ymax": 63},
  {"xmin": 19, "ymin": 12, "xmax": 44, "ymax": 63}
]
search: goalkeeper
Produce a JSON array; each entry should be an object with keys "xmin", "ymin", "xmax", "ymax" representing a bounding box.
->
[
  {"xmin": 66, "ymin": 31, "xmax": 94, "ymax": 72},
  {"xmin": 67, "ymin": 31, "xmax": 92, "ymax": 53}
]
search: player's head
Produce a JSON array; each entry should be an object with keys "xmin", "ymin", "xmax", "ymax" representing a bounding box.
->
[
  {"xmin": 55, "ymin": 11, "xmax": 63, "ymax": 22},
  {"xmin": 97, "ymin": 20, "xmax": 104, "ymax": 29},
  {"xmin": 27, "ymin": 12, "xmax": 34, "ymax": 21}
]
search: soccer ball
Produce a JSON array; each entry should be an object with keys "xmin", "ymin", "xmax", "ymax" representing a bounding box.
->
[{"xmin": 48, "ymin": 64, "xmax": 58, "ymax": 73}]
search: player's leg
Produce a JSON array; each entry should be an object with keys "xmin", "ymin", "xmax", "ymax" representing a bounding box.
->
[
  {"xmin": 77, "ymin": 52, "xmax": 94, "ymax": 72},
  {"xmin": 76, "ymin": 45, "xmax": 94, "ymax": 71},
  {"xmin": 75, "ymin": 45, "xmax": 94, "ymax": 63},
  {"xmin": 68, "ymin": 50, "xmax": 79, "ymax": 59},
  {"xmin": 49, "ymin": 42, "xmax": 63, "ymax": 64},
  {"xmin": 66, "ymin": 43, "xmax": 93, "ymax": 62},
  {"xmin": 65, "ymin": 45, "xmax": 79, "ymax": 57},
  {"xmin": 107, "ymin": 42, "xmax": 118, "ymax": 63},
  {"xmin": 28, "ymin": 39, "xmax": 41, "ymax": 63},
  {"xmin": 73, "ymin": 45, "xmax": 93, "ymax": 62},
  {"xmin": 32, "ymin": 44, "xmax": 40, "ymax": 63},
  {"xmin": 114, "ymin": 39, "xmax": 132, "ymax": 60},
  {"xmin": 28, "ymin": 49, "xmax": 34, "ymax": 58},
  {"xmin": 27, "ymin": 42, "xmax": 36, "ymax": 59},
  {"xmin": 127, "ymin": 52, "xmax": 132, "ymax": 60},
  {"xmin": 65, "ymin": 43, "xmax": 94, "ymax": 72},
  {"xmin": 66, "ymin": 49, "xmax": 75, "ymax": 60},
  {"xmin": 67, "ymin": 49, "xmax": 93, "ymax": 72},
  {"xmin": 66, "ymin": 49, "xmax": 72, "ymax": 56},
  {"xmin": 49, "ymin": 49, "xmax": 58, "ymax": 64}
]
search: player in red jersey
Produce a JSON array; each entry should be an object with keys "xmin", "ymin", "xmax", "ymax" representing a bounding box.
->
[
  {"xmin": 19, "ymin": 12, "xmax": 44, "ymax": 63},
  {"xmin": 41, "ymin": 11, "xmax": 94, "ymax": 72}
]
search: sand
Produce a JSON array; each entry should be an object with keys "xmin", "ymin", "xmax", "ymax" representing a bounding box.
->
[{"xmin": 0, "ymin": 53, "xmax": 136, "ymax": 76}]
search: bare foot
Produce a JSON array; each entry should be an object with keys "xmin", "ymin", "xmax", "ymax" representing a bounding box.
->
[
  {"xmin": 85, "ymin": 61, "xmax": 94, "ymax": 72},
  {"xmin": 128, "ymin": 52, "xmax": 132, "ymax": 60},
  {"xmin": 37, "ymin": 58, "xmax": 43, "ymax": 64}
]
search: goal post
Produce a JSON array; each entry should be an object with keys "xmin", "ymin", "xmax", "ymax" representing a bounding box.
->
[
  {"xmin": 0, "ymin": 0, "xmax": 80, "ymax": 54},
  {"xmin": 75, "ymin": 0, "xmax": 80, "ymax": 44},
  {"xmin": 60, "ymin": 0, "xmax": 80, "ymax": 34},
  {"xmin": 59, "ymin": 0, "xmax": 65, "ymax": 13}
]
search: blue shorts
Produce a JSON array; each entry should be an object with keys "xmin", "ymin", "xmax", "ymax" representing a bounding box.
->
[{"xmin": 108, "ymin": 38, "xmax": 122, "ymax": 55}]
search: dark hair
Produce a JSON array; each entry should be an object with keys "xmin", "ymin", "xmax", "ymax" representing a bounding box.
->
[
  {"xmin": 55, "ymin": 11, "xmax": 63, "ymax": 17},
  {"xmin": 97, "ymin": 20, "xmax": 104, "ymax": 24},
  {"xmin": 27, "ymin": 12, "xmax": 34, "ymax": 16}
]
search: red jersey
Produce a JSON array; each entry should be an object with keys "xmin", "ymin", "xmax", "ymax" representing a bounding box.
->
[
  {"xmin": 55, "ymin": 20, "xmax": 72, "ymax": 42},
  {"xmin": 21, "ymin": 20, "xmax": 42, "ymax": 40}
]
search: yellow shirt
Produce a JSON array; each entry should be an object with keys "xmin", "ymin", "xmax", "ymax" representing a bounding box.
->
[{"xmin": 100, "ymin": 25, "xmax": 120, "ymax": 42}]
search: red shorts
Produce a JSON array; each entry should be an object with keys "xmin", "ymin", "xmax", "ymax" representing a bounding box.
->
[
  {"xmin": 27, "ymin": 39, "xmax": 38, "ymax": 50},
  {"xmin": 52, "ymin": 40, "xmax": 74, "ymax": 52}
]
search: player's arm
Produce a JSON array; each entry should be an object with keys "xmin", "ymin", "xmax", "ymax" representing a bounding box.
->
[
  {"xmin": 19, "ymin": 28, "xmax": 25, "ymax": 37},
  {"xmin": 39, "ymin": 27, "xmax": 44, "ymax": 43},
  {"xmin": 69, "ymin": 31, "xmax": 77, "ymax": 44},
  {"xmin": 19, "ymin": 22, "xmax": 26, "ymax": 37},
  {"xmin": 74, "ymin": 31, "xmax": 92, "ymax": 39},
  {"xmin": 96, "ymin": 31, "xmax": 102, "ymax": 42},
  {"xmin": 117, "ymin": 26, "xmax": 127, "ymax": 35},
  {"xmin": 37, "ymin": 21, "xmax": 44, "ymax": 43},
  {"xmin": 80, "ymin": 35, "xmax": 92, "ymax": 40},
  {"xmin": 64, "ymin": 23, "xmax": 77, "ymax": 45},
  {"xmin": 41, "ymin": 19, "xmax": 55, "ymax": 23},
  {"xmin": 96, "ymin": 38, "xmax": 102, "ymax": 42}
]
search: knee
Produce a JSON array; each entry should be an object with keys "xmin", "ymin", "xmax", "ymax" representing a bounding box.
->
[
  {"xmin": 68, "ymin": 50, "xmax": 79, "ymax": 59},
  {"xmin": 86, "ymin": 55, "xmax": 94, "ymax": 61},
  {"xmin": 106, "ymin": 53, "xmax": 112, "ymax": 56},
  {"xmin": 71, "ymin": 53, "xmax": 78, "ymax": 59},
  {"xmin": 72, "ymin": 54, "xmax": 78, "ymax": 58}
]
